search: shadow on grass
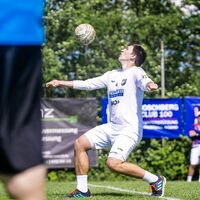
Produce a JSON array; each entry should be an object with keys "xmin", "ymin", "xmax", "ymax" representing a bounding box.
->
[
  {"xmin": 47, "ymin": 192, "xmax": 133, "ymax": 198},
  {"xmin": 47, "ymin": 191, "xmax": 152, "ymax": 199},
  {"xmin": 93, "ymin": 192, "xmax": 133, "ymax": 197}
]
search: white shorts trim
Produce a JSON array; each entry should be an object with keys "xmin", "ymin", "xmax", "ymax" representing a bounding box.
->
[{"xmin": 84, "ymin": 123, "xmax": 142, "ymax": 161}]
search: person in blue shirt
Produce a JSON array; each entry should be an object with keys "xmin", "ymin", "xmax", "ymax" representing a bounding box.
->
[{"xmin": 0, "ymin": 1, "xmax": 46, "ymax": 199}]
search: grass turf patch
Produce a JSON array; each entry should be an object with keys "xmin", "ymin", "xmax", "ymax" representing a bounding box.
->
[{"xmin": 0, "ymin": 180, "xmax": 200, "ymax": 200}]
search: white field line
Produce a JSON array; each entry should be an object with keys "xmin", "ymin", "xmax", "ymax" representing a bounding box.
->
[{"xmin": 88, "ymin": 183, "xmax": 181, "ymax": 200}]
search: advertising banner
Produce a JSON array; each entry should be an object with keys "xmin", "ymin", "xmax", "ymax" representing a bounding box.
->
[
  {"xmin": 142, "ymin": 98, "xmax": 182, "ymax": 138},
  {"xmin": 184, "ymin": 96, "xmax": 200, "ymax": 136},
  {"xmin": 101, "ymin": 98, "xmax": 182, "ymax": 138},
  {"xmin": 41, "ymin": 98, "xmax": 98, "ymax": 168}
]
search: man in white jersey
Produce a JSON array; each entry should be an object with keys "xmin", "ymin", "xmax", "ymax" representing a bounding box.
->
[{"xmin": 46, "ymin": 44, "xmax": 166, "ymax": 198}]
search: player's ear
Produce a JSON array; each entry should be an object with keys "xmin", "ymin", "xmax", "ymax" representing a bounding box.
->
[{"xmin": 130, "ymin": 54, "xmax": 136, "ymax": 61}]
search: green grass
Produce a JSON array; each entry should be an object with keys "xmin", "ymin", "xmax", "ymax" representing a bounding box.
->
[{"xmin": 0, "ymin": 180, "xmax": 200, "ymax": 200}]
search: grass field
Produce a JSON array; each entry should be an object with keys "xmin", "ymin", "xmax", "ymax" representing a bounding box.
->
[{"xmin": 0, "ymin": 180, "xmax": 200, "ymax": 200}]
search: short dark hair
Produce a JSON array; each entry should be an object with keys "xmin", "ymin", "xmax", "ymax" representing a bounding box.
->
[{"xmin": 131, "ymin": 44, "xmax": 146, "ymax": 66}]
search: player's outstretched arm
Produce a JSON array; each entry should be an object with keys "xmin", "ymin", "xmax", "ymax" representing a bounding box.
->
[
  {"xmin": 146, "ymin": 82, "xmax": 158, "ymax": 91},
  {"xmin": 46, "ymin": 80, "xmax": 73, "ymax": 88}
]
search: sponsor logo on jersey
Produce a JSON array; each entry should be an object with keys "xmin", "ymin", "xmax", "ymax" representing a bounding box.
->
[
  {"xmin": 109, "ymin": 89, "xmax": 124, "ymax": 98},
  {"xmin": 142, "ymin": 75, "xmax": 148, "ymax": 79},
  {"xmin": 111, "ymin": 99, "xmax": 119, "ymax": 106},
  {"xmin": 117, "ymin": 147, "xmax": 123, "ymax": 151},
  {"xmin": 121, "ymin": 78, "xmax": 127, "ymax": 86}
]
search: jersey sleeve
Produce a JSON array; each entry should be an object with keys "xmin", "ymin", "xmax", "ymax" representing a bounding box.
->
[
  {"xmin": 73, "ymin": 71, "xmax": 109, "ymax": 90},
  {"xmin": 135, "ymin": 67, "xmax": 153, "ymax": 91}
]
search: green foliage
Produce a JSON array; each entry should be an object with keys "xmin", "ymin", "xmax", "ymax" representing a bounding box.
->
[
  {"xmin": 48, "ymin": 169, "xmax": 75, "ymax": 182},
  {"xmin": 134, "ymin": 137, "xmax": 191, "ymax": 180},
  {"xmin": 47, "ymin": 137, "xmax": 191, "ymax": 181},
  {"xmin": 43, "ymin": 0, "xmax": 199, "ymax": 98}
]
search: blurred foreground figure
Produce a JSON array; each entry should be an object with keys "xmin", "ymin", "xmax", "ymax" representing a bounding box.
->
[{"xmin": 0, "ymin": 1, "xmax": 46, "ymax": 199}]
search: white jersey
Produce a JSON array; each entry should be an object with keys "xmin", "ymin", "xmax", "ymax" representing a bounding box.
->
[{"xmin": 73, "ymin": 66, "xmax": 153, "ymax": 137}]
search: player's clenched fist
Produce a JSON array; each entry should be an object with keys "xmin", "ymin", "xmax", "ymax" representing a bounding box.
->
[
  {"xmin": 46, "ymin": 80, "xmax": 73, "ymax": 88},
  {"xmin": 46, "ymin": 80, "xmax": 60, "ymax": 88}
]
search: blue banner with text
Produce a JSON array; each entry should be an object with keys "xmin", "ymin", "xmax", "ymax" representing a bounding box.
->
[{"xmin": 101, "ymin": 98, "xmax": 183, "ymax": 138}]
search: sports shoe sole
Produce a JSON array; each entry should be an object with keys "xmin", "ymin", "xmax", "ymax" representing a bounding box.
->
[{"xmin": 160, "ymin": 176, "xmax": 167, "ymax": 197}]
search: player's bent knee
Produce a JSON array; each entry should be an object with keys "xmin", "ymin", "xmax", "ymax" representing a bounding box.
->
[
  {"xmin": 74, "ymin": 135, "xmax": 91, "ymax": 151},
  {"xmin": 106, "ymin": 158, "xmax": 122, "ymax": 172},
  {"xmin": 74, "ymin": 138, "xmax": 85, "ymax": 151}
]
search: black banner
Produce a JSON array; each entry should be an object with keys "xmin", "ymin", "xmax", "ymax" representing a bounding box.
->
[{"xmin": 41, "ymin": 98, "xmax": 98, "ymax": 168}]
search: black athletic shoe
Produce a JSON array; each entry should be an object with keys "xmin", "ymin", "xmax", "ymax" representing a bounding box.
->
[
  {"xmin": 65, "ymin": 189, "xmax": 91, "ymax": 198},
  {"xmin": 149, "ymin": 175, "xmax": 166, "ymax": 197}
]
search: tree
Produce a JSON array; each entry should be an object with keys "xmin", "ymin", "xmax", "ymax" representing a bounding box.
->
[{"xmin": 43, "ymin": 0, "xmax": 200, "ymax": 98}]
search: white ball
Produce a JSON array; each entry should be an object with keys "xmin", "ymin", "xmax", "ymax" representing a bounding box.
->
[{"xmin": 75, "ymin": 24, "xmax": 96, "ymax": 45}]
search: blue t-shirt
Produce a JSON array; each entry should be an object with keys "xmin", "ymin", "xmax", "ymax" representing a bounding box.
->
[{"xmin": 0, "ymin": 0, "xmax": 45, "ymax": 45}]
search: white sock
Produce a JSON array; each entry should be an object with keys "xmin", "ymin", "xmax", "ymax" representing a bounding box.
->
[
  {"xmin": 198, "ymin": 176, "xmax": 200, "ymax": 182},
  {"xmin": 143, "ymin": 171, "xmax": 158, "ymax": 183},
  {"xmin": 77, "ymin": 175, "xmax": 88, "ymax": 193},
  {"xmin": 187, "ymin": 176, "xmax": 192, "ymax": 182}
]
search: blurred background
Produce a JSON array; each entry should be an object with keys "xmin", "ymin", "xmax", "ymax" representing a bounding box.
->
[
  {"xmin": 42, "ymin": 0, "xmax": 200, "ymax": 182},
  {"xmin": 43, "ymin": 0, "xmax": 200, "ymax": 99}
]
